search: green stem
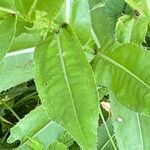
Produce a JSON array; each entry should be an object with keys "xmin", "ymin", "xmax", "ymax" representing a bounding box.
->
[
  {"xmin": 65, "ymin": 0, "xmax": 72, "ymax": 23},
  {"xmin": 1, "ymin": 100, "xmax": 20, "ymax": 121},
  {"xmin": 0, "ymin": 115, "xmax": 12, "ymax": 125},
  {"xmin": 99, "ymin": 108, "xmax": 117, "ymax": 150},
  {"xmin": 100, "ymin": 134, "xmax": 115, "ymax": 150}
]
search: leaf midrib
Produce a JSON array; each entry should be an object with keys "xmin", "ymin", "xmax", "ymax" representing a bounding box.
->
[
  {"xmin": 20, "ymin": 120, "xmax": 51, "ymax": 148},
  {"xmin": 136, "ymin": 114, "xmax": 144, "ymax": 150},
  {"xmin": 56, "ymin": 33, "xmax": 87, "ymax": 145},
  {"xmin": 98, "ymin": 52, "xmax": 150, "ymax": 90}
]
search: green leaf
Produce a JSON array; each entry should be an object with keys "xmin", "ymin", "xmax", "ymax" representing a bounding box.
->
[
  {"xmin": 71, "ymin": 0, "xmax": 91, "ymax": 44},
  {"xmin": 9, "ymin": 18, "xmax": 41, "ymax": 51},
  {"xmin": 10, "ymin": 0, "xmax": 64, "ymax": 51},
  {"xmin": 10, "ymin": 9, "xmax": 51, "ymax": 52},
  {"xmin": 125, "ymin": 0, "xmax": 150, "ymax": 18},
  {"xmin": 56, "ymin": 0, "xmax": 91, "ymax": 45},
  {"xmin": 97, "ymin": 118, "xmax": 116, "ymax": 150},
  {"xmin": 48, "ymin": 142, "xmax": 67, "ymax": 150},
  {"xmin": 92, "ymin": 43, "xmax": 150, "ymax": 116},
  {"xmin": 111, "ymin": 94, "xmax": 150, "ymax": 150},
  {"xmin": 8, "ymin": 105, "xmax": 64, "ymax": 150},
  {"xmin": 14, "ymin": 0, "xmax": 64, "ymax": 20},
  {"xmin": 26, "ymin": 137, "xmax": 44, "ymax": 150},
  {"xmin": 0, "ymin": 12, "xmax": 17, "ymax": 62},
  {"xmin": 115, "ymin": 14, "xmax": 149, "ymax": 44},
  {"xmin": 0, "ymin": 0, "xmax": 16, "ymax": 14},
  {"xmin": 34, "ymin": 25, "xmax": 99, "ymax": 150},
  {"xmin": 58, "ymin": 131, "xmax": 74, "ymax": 147},
  {"xmin": 0, "ymin": 48, "xmax": 34, "ymax": 92},
  {"xmin": 10, "ymin": 31, "xmax": 40, "ymax": 51},
  {"xmin": 88, "ymin": 0, "xmax": 125, "ymax": 46}
]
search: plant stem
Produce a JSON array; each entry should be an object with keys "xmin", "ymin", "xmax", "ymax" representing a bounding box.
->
[
  {"xmin": 65, "ymin": 0, "xmax": 72, "ymax": 23},
  {"xmin": 100, "ymin": 134, "xmax": 115, "ymax": 150},
  {"xmin": 99, "ymin": 108, "xmax": 117, "ymax": 150},
  {"xmin": 0, "ymin": 115, "xmax": 12, "ymax": 125},
  {"xmin": 1, "ymin": 100, "xmax": 20, "ymax": 121}
]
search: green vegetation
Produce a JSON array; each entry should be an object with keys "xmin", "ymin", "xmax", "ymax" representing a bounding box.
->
[{"xmin": 0, "ymin": 0, "xmax": 150, "ymax": 149}]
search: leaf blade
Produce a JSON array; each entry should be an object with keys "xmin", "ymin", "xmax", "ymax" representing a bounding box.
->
[
  {"xmin": 92, "ymin": 43, "xmax": 150, "ymax": 116},
  {"xmin": 8, "ymin": 105, "xmax": 64, "ymax": 150},
  {"xmin": 34, "ymin": 25, "xmax": 99, "ymax": 150},
  {"xmin": 0, "ymin": 48, "xmax": 34, "ymax": 92},
  {"xmin": 0, "ymin": 12, "xmax": 17, "ymax": 62},
  {"xmin": 110, "ymin": 95, "xmax": 150, "ymax": 150}
]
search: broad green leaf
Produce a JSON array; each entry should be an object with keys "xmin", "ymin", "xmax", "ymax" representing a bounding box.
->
[
  {"xmin": 97, "ymin": 118, "xmax": 116, "ymax": 150},
  {"xmin": 3, "ymin": 46, "xmax": 92, "ymax": 93},
  {"xmin": 14, "ymin": 0, "xmax": 64, "ymax": 20},
  {"xmin": 34, "ymin": 25, "xmax": 99, "ymax": 150},
  {"xmin": 110, "ymin": 94, "xmax": 150, "ymax": 150},
  {"xmin": 115, "ymin": 14, "xmax": 149, "ymax": 44},
  {"xmin": 48, "ymin": 142, "xmax": 67, "ymax": 150},
  {"xmin": 92, "ymin": 43, "xmax": 150, "ymax": 116},
  {"xmin": 0, "ymin": 48, "xmax": 34, "ymax": 92},
  {"xmin": 8, "ymin": 105, "xmax": 64, "ymax": 150},
  {"xmin": 88, "ymin": 0, "xmax": 125, "ymax": 46},
  {"xmin": 125, "ymin": 0, "xmax": 150, "ymax": 18},
  {"xmin": 7, "ymin": 0, "xmax": 64, "ymax": 52},
  {"xmin": 0, "ymin": 12, "xmax": 17, "ymax": 62}
]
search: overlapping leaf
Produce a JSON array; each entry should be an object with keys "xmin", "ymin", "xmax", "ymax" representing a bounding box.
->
[
  {"xmin": 0, "ymin": 48, "xmax": 34, "ymax": 92},
  {"xmin": 92, "ymin": 43, "xmax": 150, "ymax": 116},
  {"xmin": 14, "ymin": 0, "xmax": 64, "ymax": 20},
  {"xmin": 8, "ymin": 105, "xmax": 64, "ymax": 150},
  {"xmin": 0, "ymin": 12, "xmax": 17, "ymax": 62},
  {"xmin": 125, "ymin": 0, "xmax": 150, "ymax": 18},
  {"xmin": 56, "ymin": 0, "xmax": 91, "ymax": 45},
  {"xmin": 115, "ymin": 14, "xmax": 149, "ymax": 44},
  {"xmin": 110, "ymin": 94, "xmax": 150, "ymax": 150},
  {"xmin": 97, "ymin": 118, "xmax": 116, "ymax": 150},
  {"xmin": 71, "ymin": 0, "xmax": 91, "ymax": 44},
  {"xmin": 34, "ymin": 25, "xmax": 99, "ymax": 150},
  {"xmin": 0, "ymin": 0, "xmax": 16, "ymax": 12},
  {"xmin": 10, "ymin": 0, "xmax": 64, "ymax": 51},
  {"xmin": 48, "ymin": 142, "xmax": 67, "ymax": 150},
  {"xmin": 88, "ymin": 0, "xmax": 125, "ymax": 46}
]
